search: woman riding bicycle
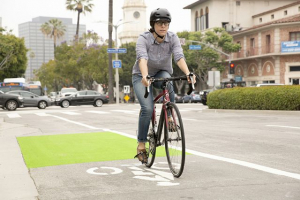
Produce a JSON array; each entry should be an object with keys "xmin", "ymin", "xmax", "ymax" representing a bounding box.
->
[{"xmin": 132, "ymin": 8, "xmax": 196, "ymax": 164}]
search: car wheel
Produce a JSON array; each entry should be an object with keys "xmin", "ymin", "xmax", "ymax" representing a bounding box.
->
[
  {"xmin": 6, "ymin": 100, "xmax": 18, "ymax": 111},
  {"xmin": 38, "ymin": 101, "xmax": 47, "ymax": 109},
  {"xmin": 61, "ymin": 100, "xmax": 70, "ymax": 108},
  {"xmin": 94, "ymin": 99, "xmax": 103, "ymax": 107}
]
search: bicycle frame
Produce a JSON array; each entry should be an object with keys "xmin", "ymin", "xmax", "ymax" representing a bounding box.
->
[{"xmin": 151, "ymin": 81, "xmax": 176, "ymax": 146}]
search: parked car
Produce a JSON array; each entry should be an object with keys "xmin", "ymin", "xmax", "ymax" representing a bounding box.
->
[
  {"xmin": 174, "ymin": 94, "xmax": 183, "ymax": 103},
  {"xmin": 182, "ymin": 94, "xmax": 192, "ymax": 103},
  {"xmin": 190, "ymin": 91, "xmax": 201, "ymax": 103},
  {"xmin": 60, "ymin": 88, "xmax": 78, "ymax": 97},
  {"xmin": 200, "ymin": 89, "xmax": 213, "ymax": 105},
  {"xmin": 6, "ymin": 90, "xmax": 51, "ymax": 109},
  {"xmin": 55, "ymin": 90, "xmax": 109, "ymax": 108},
  {"xmin": 0, "ymin": 90, "xmax": 24, "ymax": 111}
]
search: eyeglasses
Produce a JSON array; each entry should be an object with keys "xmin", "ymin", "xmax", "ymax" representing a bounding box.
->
[{"xmin": 155, "ymin": 21, "xmax": 170, "ymax": 27}]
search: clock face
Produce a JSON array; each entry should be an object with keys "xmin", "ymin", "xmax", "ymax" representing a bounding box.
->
[{"xmin": 133, "ymin": 11, "xmax": 140, "ymax": 19}]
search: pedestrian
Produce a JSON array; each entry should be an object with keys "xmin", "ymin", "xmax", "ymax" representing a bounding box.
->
[{"xmin": 132, "ymin": 8, "xmax": 196, "ymax": 164}]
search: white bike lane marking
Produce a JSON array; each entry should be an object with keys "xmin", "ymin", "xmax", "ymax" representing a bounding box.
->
[
  {"xmin": 266, "ymin": 125, "xmax": 300, "ymax": 130},
  {"xmin": 86, "ymin": 162, "xmax": 180, "ymax": 187},
  {"xmin": 36, "ymin": 114, "xmax": 300, "ymax": 181}
]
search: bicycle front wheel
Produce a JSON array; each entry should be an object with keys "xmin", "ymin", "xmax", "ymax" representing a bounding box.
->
[
  {"xmin": 164, "ymin": 102, "xmax": 185, "ymax": 177},
  {"xmin": 145, "ymin": 116, "xmax": 157, "ymax": 168}
]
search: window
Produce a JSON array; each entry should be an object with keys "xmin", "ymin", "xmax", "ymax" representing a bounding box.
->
[
  {"xmin": 195, "ymin": 11, "xmax": 200, "ymax": 31},
  {"xmin": 259, "ymin": 18, "xmax": 262, "ymax": 23},
  {"xmin": 271, "ymin": 14, "xmax": 274, "ymax": 19},
  {"xmin": 290, "ymin": 66, "xmax": 300, "ymax": 71},
  {"xmin": 263, "ymin": 80, "xmax": 275, "ymax": 83},
  {"xmin": 237, "ymin": 41, "xmax": 241, "ymax": 52},
  {"xmin": 236, "ymin": 1, "xmax": 240, "ymax": 6},
  {"xmin": 284, "ymin": 10, "xmax": 288, "ymax": 15},
  {"xmin": 266, "ymin": 35, "xmax": 271, "ymax": 53},
  {"xmin": 290, "ymin": 32, "xmax": 300, "ymax": 41},
  {"xmin": 205, "ymin": 7, "xmax": 209, "ymax": 29},
  {"xmin": 250, "ymin": 38, "xmax": 255, "ymax": 48}
]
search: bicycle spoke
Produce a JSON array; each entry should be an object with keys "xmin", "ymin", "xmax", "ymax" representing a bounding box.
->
[{"xmin": 164, "ymin": 102, "xmax": 185, "ymax": 177}]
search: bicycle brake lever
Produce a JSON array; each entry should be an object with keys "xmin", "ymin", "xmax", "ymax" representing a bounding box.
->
[{"xmin": 144, "ymin": 76, "xmax": 151, "ymax": 98}]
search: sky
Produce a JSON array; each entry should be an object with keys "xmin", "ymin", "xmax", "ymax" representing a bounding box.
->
[{"xmin": 0, "ymin": 0, "xmax": 196, "ymax": 40}]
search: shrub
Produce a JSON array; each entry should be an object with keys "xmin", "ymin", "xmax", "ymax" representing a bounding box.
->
[{"xmin": 207, "ymin": 86, "xmax": 300, "ymax": 110}]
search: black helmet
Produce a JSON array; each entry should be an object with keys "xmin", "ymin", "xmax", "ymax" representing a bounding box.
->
[{"xmin": 150, "ymin": 8, "xmax": 172, "ymax": 25}]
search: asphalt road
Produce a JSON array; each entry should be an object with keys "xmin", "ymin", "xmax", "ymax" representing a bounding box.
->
[{"xmin": 0, "ymin": 103, "xmax": 300, "ymax": 200}]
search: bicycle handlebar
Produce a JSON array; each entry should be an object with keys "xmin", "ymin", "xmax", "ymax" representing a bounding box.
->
[{"xmin": 144, "ymin": 73, "xmax": 195, "ymax": 98}]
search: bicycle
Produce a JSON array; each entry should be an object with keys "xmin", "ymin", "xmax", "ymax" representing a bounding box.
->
[{"xmin": 143, "ymin": 73, "xmax": 195, "ymax": 178}]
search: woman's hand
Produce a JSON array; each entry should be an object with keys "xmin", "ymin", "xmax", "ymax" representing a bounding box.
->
[
  {"xmin": 186, "ymin": 73, "xmax": 196, "ymax": 84},
  {"xmin": 141, "ymin": 75, "xmax": 150, "ymax": 87}
]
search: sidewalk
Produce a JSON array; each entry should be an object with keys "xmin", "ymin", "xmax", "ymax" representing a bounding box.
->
[{"xmin": 0, "ymin": 118, "xmax": 39, "ymax": 200}]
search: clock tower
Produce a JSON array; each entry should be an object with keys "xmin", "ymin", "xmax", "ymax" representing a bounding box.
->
[{"xmin": 119, "ymin": 0, "xmax": 147, "ymax": 45}]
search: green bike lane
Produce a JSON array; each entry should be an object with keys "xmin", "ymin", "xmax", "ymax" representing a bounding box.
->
[{"xmin": 1, "ymin": 106, "xmax": 300, "ymax": 199}]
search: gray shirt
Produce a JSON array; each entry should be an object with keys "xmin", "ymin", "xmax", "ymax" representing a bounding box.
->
[{"xmin": 132, "ymin": 31, "xmax": 185, "ymax": 76}]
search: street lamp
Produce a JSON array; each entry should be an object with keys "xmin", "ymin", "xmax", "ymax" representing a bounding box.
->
[{"xmin": 96, "ymin": 19, "xmax": 137, "ymax": 104}]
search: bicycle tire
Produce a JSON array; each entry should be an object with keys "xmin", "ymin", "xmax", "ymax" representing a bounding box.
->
[
  {"xmin": 145, "ymin": 113, "xmax": 157, "ymax": 168},
  {"xmin": 164, "ymin": 102, "xmax": 185, "ymax": 177}
]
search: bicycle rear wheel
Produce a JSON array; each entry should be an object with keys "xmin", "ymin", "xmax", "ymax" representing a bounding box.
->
[
  {"xmin": 164, "ymin": 102, "xmax": 185, "ymax": 177},
  {"xmin": 145, "ymin": 115, "xmax": 157, "ymax": 168}
]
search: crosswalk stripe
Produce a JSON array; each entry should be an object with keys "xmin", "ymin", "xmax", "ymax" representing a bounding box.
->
[
  {"xmin": 35, "ymin": 113, "xmax": 50, "ymax": 117},
  {"xmin": 111, "ymin": 110, "xmax": 139, "ymax": 114},
  {"xmin": 60, "ymin": 111, "xmax": 81, "ymax": 115},
  {"xmin": 7, "ymin": 113, "xmax": 21, "ymax": 118},
  {"xmin": 86, "ymin": 111, "xmax": 110, "ymax": 114}
]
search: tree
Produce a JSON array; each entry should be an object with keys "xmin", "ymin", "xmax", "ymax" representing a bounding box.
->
[
  {"xmin": 66, "ymin": 0, "xmax": 94, "ymax": 41},
  {"xmin": 40, "ymin": 19, "xmax": 66, "ymax": 50},
  {"xmin": 0, "ymin": 32, "xmax": 28, "ymax": 80},
  {"xmin": 177, "ymin": 28, "xmax": 240, "ymax": 91}
]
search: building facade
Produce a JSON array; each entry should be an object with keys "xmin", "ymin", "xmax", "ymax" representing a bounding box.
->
[
  {"xmin": 184, "ymin": 0, "xmax": 300, "ymax": 86},
  {"xmin": 18, "ymin": 17, "xmax": 86, "ymax": 80},
  {"xmin": 119, "ymin": 0, "xmax": 147, "ymax": 44},
  {"xmin": 184, "ymin": 0, "xmax": 298, "ymax": 32},
  {"xmin": 229, "ymin": 2, "xmax": 300, "ymax": 86}
]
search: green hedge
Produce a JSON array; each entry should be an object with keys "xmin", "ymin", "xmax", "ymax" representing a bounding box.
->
[{"xmin": 207, "ymin": 86, "xmax": 300, "ymax": 110}]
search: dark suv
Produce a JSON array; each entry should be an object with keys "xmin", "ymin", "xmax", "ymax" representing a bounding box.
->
[{"xmin": 0, "ymin": 91, "xmax": 24, "ymax": 111}]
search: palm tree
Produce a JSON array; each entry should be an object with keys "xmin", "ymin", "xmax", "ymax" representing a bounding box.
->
[
  {"xmin": 66, "ymin": 0, "xmax": 94, "ymax": 41},
  {"xmin": 40, "ymin": 19, "xmax": 66, "ymax": 49}
]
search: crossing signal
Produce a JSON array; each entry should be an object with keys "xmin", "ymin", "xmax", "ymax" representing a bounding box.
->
[{"xmin": 229, "ymin": 63, "xmax": 235, "ymax": 74}]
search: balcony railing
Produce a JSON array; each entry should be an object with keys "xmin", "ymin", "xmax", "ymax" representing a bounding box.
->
[{"xmin": 231, "ymin": 45, "xmax": 274, "ymax": 59}]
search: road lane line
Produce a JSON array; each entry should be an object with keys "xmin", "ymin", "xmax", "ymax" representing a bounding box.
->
[
  {"xmin": 106, "ymin": 129, "xmax": 300, "ymax": 181},
  {"xmin": 186, "ymin": 149, "xmax": 300, "ymax": 181},
  {"xmin": 48, "ymin": 115, "xmax": 101, "ymax": 129},
  {"xmin": 7, "ymin": 113, "xmax": 21, "ymax": 118},
  {"xmin": 266, "ymin": 125, "xmax": 300, "ymax": 130}
]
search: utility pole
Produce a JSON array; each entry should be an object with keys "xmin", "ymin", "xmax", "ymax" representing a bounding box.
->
[{"xmin": 108, "ymin": 0, "xmax": 114, "ymax": 103}]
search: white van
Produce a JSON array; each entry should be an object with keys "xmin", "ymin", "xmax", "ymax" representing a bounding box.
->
[{"xmin": 256, "ymin": 84, "xmax": 284, "ymax": 87}]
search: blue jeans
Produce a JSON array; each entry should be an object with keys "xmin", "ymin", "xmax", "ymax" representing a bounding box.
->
[{"xmin": 132, "ymin": 71, "xmax": 175, "ymax": 143}]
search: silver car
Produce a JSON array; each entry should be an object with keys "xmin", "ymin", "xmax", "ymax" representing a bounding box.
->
[{"xmin": 6, "ymin": 90, "xmax": 51, "ymax": 109}]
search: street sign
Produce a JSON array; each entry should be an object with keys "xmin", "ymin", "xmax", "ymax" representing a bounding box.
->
[
  {"xmin": 189, "ymin": 45, "xmax": 202, "ymax": 50},
  {"xmin": 124, "ymin": 85, "xmax": 130, "ymax": 94},
  {"xmin": 124, "ymin": 95, "xmax": 130, "ymax": 102},
  {"xmin": 118, "ymin": 48, "xmax": 127, "ymax": 53},
  {"xmin": 44, "ymin": 86, "xmax": 47, "ymax": 91},
  {"xmin": 107, "ymin": 48, "xmax": 118, "ymax": 53},
  {"xmin": 107, "ymin": 48, "xmax": 127, "ymax": 53},
  {"xmin": 113, "ymin": 60, "xmax": 122, "ymax": 68}
]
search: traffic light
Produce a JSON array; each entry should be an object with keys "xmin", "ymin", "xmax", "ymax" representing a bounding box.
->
[{"xmin": 229, "ymin": 63, "xmax": 235, "ymax": 74}]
